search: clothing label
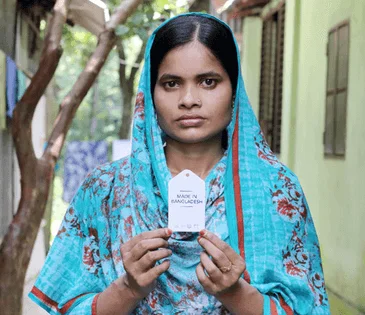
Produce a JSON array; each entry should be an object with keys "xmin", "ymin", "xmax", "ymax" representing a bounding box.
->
[{"xmin": 168, "ymin": 170, "xmax": 205, "ymax": 232}]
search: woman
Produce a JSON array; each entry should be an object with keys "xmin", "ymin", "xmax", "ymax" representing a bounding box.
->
[{"xmin": 30, "ymin": 13, "xmax": 329, "ymax": 314}]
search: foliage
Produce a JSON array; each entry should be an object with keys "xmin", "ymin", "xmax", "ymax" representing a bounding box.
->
[
  {"xmin": 114, "ymin": 0, "xmax": 189, "ymax": 79},
  {"xmin": 113, "ymin": 0, "xmax": 189, "ymax": 41},
  {"xmin": 56, "ymin": 0, "xmax": 189, "ymax": 142},
  {"xmin": 49, "ymin": 0, "xmax": 191, "ymax": 247},
  {"xmin": 56, "ymin": 26, "xmax": 121, "ymax": 143},
  {"xmin": 61, "ymin": 26, "xmax": 97, "ymax": 67},
  {"xmin": 53, "ymin": 0, "xmax": 189, "ymax": 176}
]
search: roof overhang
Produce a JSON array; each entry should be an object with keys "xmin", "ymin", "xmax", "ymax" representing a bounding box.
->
[
  {"xmin": 211, "ymin": 0, "xmax": 229, "ymax": 13},
  {"xmin": 67, "ymin": 0, "xmax": 110, "ymax": 36},
  {"xmin": 217, "ymin": 0, "xmax": 270, "ymax": 17},
  {"xmin": 188, "ymin": 0, "xmax": 210, "ymax": 12}
]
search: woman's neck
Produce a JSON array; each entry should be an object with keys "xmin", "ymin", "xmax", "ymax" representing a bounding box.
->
[{"xmin": 165, "ymin": 134, "xmax": 224, "ymax": 179}]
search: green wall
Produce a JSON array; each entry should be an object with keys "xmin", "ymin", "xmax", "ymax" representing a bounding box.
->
[
  {"xmin": 242, "ymin": 0, "xmax": 365, "ymax": 313},
  {"xmin": 281, "ymin": 0, "xmax": 365, "ymax": 313},
  {"xmin": 241, "ymin": 17, "xmax": 262, "ymax": 117}
]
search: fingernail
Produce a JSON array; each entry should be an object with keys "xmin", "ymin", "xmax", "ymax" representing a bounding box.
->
[
  {"xmin": 166, "ymin": 228, "xmax": 173, "ymax": 236},
  {"xmin": 199, "ymin": 230, "xmax": 207, "ymax": 237}
]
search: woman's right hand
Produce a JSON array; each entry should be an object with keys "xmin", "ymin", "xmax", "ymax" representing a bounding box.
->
[{"xmin": 118, "ymin": 228, "xmax": 173, "ymax": 300}]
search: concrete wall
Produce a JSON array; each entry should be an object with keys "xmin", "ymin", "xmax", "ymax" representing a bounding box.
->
[{"xmin": 241, "ymin": 0, "xmax": 365, "ymax": 313}]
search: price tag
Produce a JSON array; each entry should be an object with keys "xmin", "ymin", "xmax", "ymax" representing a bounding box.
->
[{"xmin": 168, "ymin": 170, "xmax": 205, "ymax": 232}]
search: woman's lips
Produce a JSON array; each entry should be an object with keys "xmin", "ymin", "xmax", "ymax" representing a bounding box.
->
[{"xmin": 176, "ymin": 115, "xmax": 206, "ymax": 127}]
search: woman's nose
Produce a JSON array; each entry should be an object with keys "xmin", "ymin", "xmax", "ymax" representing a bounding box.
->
[{"xmin": 178, "ymin": 86, "xmax": 201, "ymax": 109}]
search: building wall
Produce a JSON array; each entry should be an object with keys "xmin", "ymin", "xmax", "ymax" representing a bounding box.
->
[
  {"xmin": 0, "ymin": 0, "xmax": 17, "ymax": 58},
  {"xmin": 280, "ymin": 0, "xmax": 365, "ymax": 313},
  {"xmin": 0, "ymin": 130, "xmax": 16, "ymax": 235},
  {"xmin": 240, "ymin": 0, "xmax": 365, "ymax": 313},
  {"xmin": 0, "ymin": 7, "xmax": 48, "ymax": 314},
  {"xmin": 280, "ymin": 0, "xmax": 301, "ymax": 168},
  {"xmin": 241, "ymin": 17, "xmax": 262, "ymax": 118},
  {"xmin": 0, "ymin": 86, "xmax": 48, "ymax": 315}
]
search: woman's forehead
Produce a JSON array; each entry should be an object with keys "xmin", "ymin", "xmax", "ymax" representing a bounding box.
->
[{"xmin": 157, "ymin": 41, "xmax": 226, "ymax": 76}]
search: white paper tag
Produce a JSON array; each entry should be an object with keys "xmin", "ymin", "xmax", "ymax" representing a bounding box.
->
[{"xmin": 168, "ymin": 170, "xmax": 206, "ymax": 232}]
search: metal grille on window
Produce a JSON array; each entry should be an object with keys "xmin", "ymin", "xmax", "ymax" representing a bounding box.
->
[
  {"xmin": 259, "ymin": 2, "xmax": 285, "ymax": 154},
  {"xmin": 324, "ymin": 22, "xmax": 349, "ymax": 156}
]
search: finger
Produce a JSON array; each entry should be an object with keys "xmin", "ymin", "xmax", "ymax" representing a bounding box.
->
[
  {"xmin": 143, "ymin": 259, "xmax": 170, "ymax": 282},
  {"xmin": 199, "ymin": 230, "xmax": 240, "ymax": 263},
  {"xmin": 196, "ymin": 262, "xmax": 215, "ymax": 289},
  {"xmin": 130, "ymin": 238, "xmax": 169, "ymax": 262},
  {"xmin": 198, "ymin": 237, "xmax": 231, "ymax": 269},
  {"xmin": 138, "ymin": 248, "xmax": 172, "ymax": 271},
  {"xmin": 200, "ymin": 251, "xmax": 222, "ymax": 282},
  {"xmin": 122, "ymin": 228, "xmax": 172, "ymax": 254}
]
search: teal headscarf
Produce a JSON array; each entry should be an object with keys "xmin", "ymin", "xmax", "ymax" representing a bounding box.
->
[{"xmin": 30, "ymin": 13, "xmax": 329, "ymax": 315}]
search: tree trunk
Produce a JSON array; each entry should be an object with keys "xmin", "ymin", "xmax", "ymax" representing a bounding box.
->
[
  {"xmin": 0, "ymin": 1, "xmax": 69, "ymax": 313},
  {"xmin": 0, "ymin": 0, "xmax": 142, "ymax": 314},
  {"xmin": 43, "ymin": 79, "xmax": 58, "ymax": 254},
  {"xmin": 90, "ymin": 79, "xmax": 99, "ymax": 139},
  {"xmin": 119, "ymin": 86, "xmax": 134, "ymax": 139},
  {"xmin": 117, "ymin": 40, "xmax": 146, "ymax": 139},
  {"xmin": 43, "ymin": 178, "xmax": 54, "ymax": 254},
  {"xmin": 0, "ymin": 161, "xmax": 54, "ymax": 315}
]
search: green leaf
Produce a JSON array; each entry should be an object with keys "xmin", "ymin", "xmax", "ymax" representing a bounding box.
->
[
  {"xmin": 115, "ymin": 25, "xmax": 130, "ymax": 36},
  {"xmin": 154, "ymin": 0, "xmax": 169, "ymax": 9},
  {"xmin": 145, "ymin": 5, "xmax": 155, "ymax": 20},
  {"xmin": 136, "ymin": 28, "xmax": 149, "ymax": 42}
]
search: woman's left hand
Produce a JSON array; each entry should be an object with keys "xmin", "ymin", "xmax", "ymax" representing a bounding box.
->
[{"xmin": 196, "ymin": 229, "xmax": 246, "ymax": 297}]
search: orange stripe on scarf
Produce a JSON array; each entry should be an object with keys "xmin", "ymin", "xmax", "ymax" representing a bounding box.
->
[
  {"xmin": 92, "ymin": 294, "xmax": 100, "ymax": 315},
  {"xmin": 232, "ymin": 113, "xmax": 251, "ymax": 283},
  {"xmin": 279, "ymin": 295, "xmax": 294, "ymax": 315},
  {"xmin": 31, "ymin": 286, "xmax": 58, "ymax": 311},
  {"xmin": 31, "ymin": 286, "xmax": 92, "ymax": 314},
  {"xmin": 269, "ymin": 296, "xmax": 294, "ymax": 314},
  {"xmin": 270, "ymin": 298, "xmax": 278, "ymax": 315}
]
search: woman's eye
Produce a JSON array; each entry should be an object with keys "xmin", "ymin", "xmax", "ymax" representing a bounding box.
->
[
  {"xmin": 202, "ymin": 79, "xmax": 216, "ymax": 88},
  {"xmin": 165, "ymin": 81, "xmax": 178, "ymax": 88}
]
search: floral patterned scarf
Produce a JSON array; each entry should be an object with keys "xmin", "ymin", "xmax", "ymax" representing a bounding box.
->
[{"xmin": 29, "ymin": 13, "xmax": 329, "ymax": 315}]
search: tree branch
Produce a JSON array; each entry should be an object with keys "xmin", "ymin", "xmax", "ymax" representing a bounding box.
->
[
  {"xmin": 117, "ymin": 39, "xmax": 127, "ymax": 90},
  {"xmin": 129, "ymin": 39, "xmax": 146, "ymax": 85},
  {"xmin": 44, "ymin": 0, "xmax": 143, "ymax": 163},
  {"xmin": 107, "ymin": 0, "xmax": 143, "ymax": 30},
  {"xmin": 0, "ymin": 1, "xmax": 143, "ymax": 313},
  {"xmin": 12, "ymin": 0, "xmax": 71, "ymax": 175}
]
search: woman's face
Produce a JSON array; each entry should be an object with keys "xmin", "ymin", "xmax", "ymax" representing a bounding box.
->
[{"xmin": 153, "ymin": 41, "xmax": 233, "ymax": 145}]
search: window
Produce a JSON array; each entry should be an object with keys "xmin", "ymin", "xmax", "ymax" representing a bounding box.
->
[
  {"xmin": 229, "ymin": 16, "xmax": 235, "ymax": 29},
  {"xmin": 0, "ymin": 130, "xmax": 16, "ymax": 239},
  {"xmin": 221, "ymin": 12, "xmax": 228, "ymax": 24},
  {"xmin": 259, "ymin": 2, "xmax": 285, "ymax": 154},
  {"xmin": 0, "ymin": 0, "xmax": 16, "ymax": 58},
  {"xmin": 231, "ymin": 16, "xmax": 243, "ymax": 47},
  {"xmin": 233, "ymin": 16, "xmax": 243, "ymax": 34},
  {"xmin": 324, "ymin": 21, "xmax": 350, "ymax": 156}
]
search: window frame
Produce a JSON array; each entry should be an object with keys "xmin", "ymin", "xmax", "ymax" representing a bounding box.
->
[
  {"xmin": 324, "ymin": 20, "xmax": 350, "ymax": 157},
  {"xmin": 258, "ymin": 0, "xmax": 285, "ymax": 154}
]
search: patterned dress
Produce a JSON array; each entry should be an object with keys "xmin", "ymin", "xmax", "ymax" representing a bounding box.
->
[{"xmin": 29, "ymin": 12, "xmax": 330, "ymax": 315}]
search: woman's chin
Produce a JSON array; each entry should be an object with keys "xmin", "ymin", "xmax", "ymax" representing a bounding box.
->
[{"xmin": 167, "ymin": 132, "xmax": 222, "ymax": 145}]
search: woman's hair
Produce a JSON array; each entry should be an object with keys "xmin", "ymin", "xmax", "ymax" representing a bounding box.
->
[{"xmin": 150, "ymin": 15, "xmax": 238, "ymax": 92}]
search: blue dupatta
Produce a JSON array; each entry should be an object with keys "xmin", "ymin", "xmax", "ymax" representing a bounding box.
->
[{"xmin": 29, "ymin": 13, "xmax": 329, "ymax": 315}]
